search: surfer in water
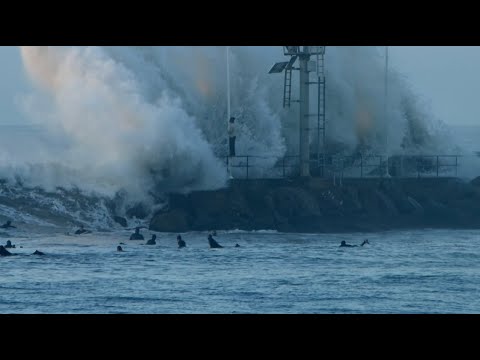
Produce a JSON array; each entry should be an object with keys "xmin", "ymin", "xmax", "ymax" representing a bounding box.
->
[
  {"xmin": 117, "ymin": 246, "xmax": 124, "ymax": 252},
  {"xmin": 146, "ymin": 234, "xmax": 157, "ymax": 245},
  {"xmin": 0, "ymin": 221, "xmax": 16, "ymax": 229},
  {"xmin": 130, "ymin": 227, "xmax": 144, "ymax": 241},
  {"xmin": 177, "ymin": 235, "xmax": 186, "ymax": 249},
  {"xmin": 74, "ymin": 225, "xmax": 91, "ymax": 235},
  {"xmin": 208, "ymin": 234, "xmax": 223, "ymax": 249},
  {"xmin": 5, "ymin": 240, "xmax": 15, "ymax": 249},
  {"xmin": 340, "ymin": 239, "xmax": 370, "ymax": 247},
  {"xmin": 0, "ymin": 245, "xmax": 12, "ymax": 256}
]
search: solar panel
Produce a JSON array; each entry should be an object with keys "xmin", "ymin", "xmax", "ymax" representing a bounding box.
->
[
  {"xmin": 269, "ymin": 62, "xmax": 289, "ymax": 74},
  {"xmin": 286, "ymin": 56, "xmax": 298, "ymax": 69}
]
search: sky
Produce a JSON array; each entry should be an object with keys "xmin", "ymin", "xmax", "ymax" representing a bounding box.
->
[
  {"xmin": 0, "ymin": 46, "xmax": 479, "ymax": 127},
  {"xmin": 389, "ymin": 46, "xmax": 480, "ymax": 127}
]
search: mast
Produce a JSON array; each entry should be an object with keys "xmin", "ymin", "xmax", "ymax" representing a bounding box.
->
[
  {"xmin": 384, "ymin": 46, "xmax": 391, "ymax": 177},
  {"xmin": 227, "ymin": 46, "xmax": 231, "ymax": 121}
]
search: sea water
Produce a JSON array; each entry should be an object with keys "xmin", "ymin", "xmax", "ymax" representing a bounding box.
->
[{"xmin": 1, "ymin": 228, "xmax": 479, "ymax": 314}]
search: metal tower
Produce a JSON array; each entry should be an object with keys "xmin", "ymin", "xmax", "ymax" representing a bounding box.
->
[{"xmin": 269, "ymin": 46, "xmax": 326, "ymax": 177}]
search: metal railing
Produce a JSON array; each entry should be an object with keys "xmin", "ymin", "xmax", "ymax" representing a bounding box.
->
[
  {"xmin": 225, "ymin": 155, "xmax": 300, "ymax": 180},
  {"xmin": 223, "ymin": 154, "xmax": 461, "ymax": 180},
  {"xmin": 394, "ymin": 155, "xmax": 459, "ymax": 178}
]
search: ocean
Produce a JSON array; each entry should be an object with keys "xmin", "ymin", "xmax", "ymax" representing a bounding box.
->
[
  {"xmin": 3, "ymin": 47, "xmax": 480, "ymax": 316},
  {"xmin": 1, "ymin": 228, "xmax": 479, "ymax": 314},
  {"xmin": 1, "ymin": 124, "xmax": 480, "ymax": 314}
]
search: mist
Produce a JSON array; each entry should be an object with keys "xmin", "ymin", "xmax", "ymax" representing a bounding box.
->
[{"xmin": 0, "ymin": 46, "xmax": 469, "ymax": 202}]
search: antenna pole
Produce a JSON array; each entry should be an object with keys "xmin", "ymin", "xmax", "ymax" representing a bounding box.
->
[
  {"xmin": 384, "ymin": 46, "xmax": 391, "ymax": 177},
  {"xmin": 227, "ymin": 46, "xmax": 231, "ymax": 121},
  {"xmin": 226, "ymin": 46, "xmax": 233, "ymax": 179},
  {"xmin": 299, "ymin": 46, "xmax": 311, "ymax": 177}
]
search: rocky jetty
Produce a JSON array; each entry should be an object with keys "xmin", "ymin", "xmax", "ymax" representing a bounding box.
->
[{"xmin": 150, "ymin": 177, "xmax": 480, "ymax": 233}]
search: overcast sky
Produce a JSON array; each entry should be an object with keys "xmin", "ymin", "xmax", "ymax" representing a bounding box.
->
[{"xmin": 1, "ymin": 46, "xmax": 479, "ymax": 126}]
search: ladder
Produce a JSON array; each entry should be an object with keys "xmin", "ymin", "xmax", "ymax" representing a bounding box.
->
[
  {"xmin": 283, "ymin": 67, "xmax": 293, "ymax": 108},
  {"xmin": 316, "ymin": 51, "xmax": 326, "ymax": 165}
]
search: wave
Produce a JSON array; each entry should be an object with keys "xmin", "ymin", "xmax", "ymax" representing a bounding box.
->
[{"xmin": 0, "ymin": 46, "xmax": 473, "ymax": 212}]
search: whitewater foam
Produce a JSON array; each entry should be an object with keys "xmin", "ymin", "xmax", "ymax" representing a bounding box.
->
[{"xmin": 0, "ymin": 46, "xmax": 473, "ymax": 203}]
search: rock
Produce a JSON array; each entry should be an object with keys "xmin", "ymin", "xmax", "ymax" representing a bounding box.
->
[
  {"xmin": 407, "ymin": 196, "xmax": 424, "ymax": 214},
  {"xmin": 471, "ymin": 176, "xmax": 480, "ymax": 187},
  {"xmin": 357, "ymin": 187, "xmax": 382, "ymax": 215},
  {"xmin": 375, "ymin": 190, "xmax": 399, "ymax": 216},
  {"xmin": 145, "ymin": 177, "xmax": 480, "ymax": 233},
  {"xmin": 340, "ymin": 187, "xmax": 363, "ymax": 214},
  {"xmin": 240, "ymin": 193, "xmax": 275, "ymax": 230},
  {"xmin": 113, "ymin": 216, "xmax": 127, "ymax": 227},
  {"xmin": 150, "ymin": 208, "xmax": 190, "ymax": 232},
  {"xmin": 126, "ymin": 203, "xmax": 149, "ymax": 220},
  {"xmin": 387, "ymin": 186, "xmax": 418, "ymax": 214},
  {"xmin": 186, "ymin": 187, "xmax": 257, "ymax": 231},
  {"xmin": 272, "ymin": 187, "xmax": 321, "ymax": 218},
  {"xmin": 190, "ymin": 212, "xmax": 218, "ymax": 231}
]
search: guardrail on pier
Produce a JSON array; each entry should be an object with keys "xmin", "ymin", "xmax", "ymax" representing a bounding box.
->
[{"xmin": 223, "ymin": 154, "xmax": 461, "ymax": 180}]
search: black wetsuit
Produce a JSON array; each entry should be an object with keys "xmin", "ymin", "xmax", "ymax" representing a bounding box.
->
[
  {"xmin": 130, "ymin": 233, "xmax": 144, "ymax": 241},
  {"xmin": 75, "ymin": 229, "xmax": 90, "ymax": 235},
  {"xmin": 208, "ymin": 236, "xmax": 223, "ymax": 249},
  {"xmin": 146, "ymin": 237, "xmax": 156, "ymax": 245},
  {"xmin": 0, "ymin": 246, "xmax": 12, "ymax": 256},
  {"xmin": 178, "ymin": 239, "xmax": 186, "ymax": 248}
]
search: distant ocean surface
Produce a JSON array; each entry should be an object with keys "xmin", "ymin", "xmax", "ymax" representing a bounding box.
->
[{"xmin": 1, "ymin": 228, "xmax": 480, "ymax": 314}]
